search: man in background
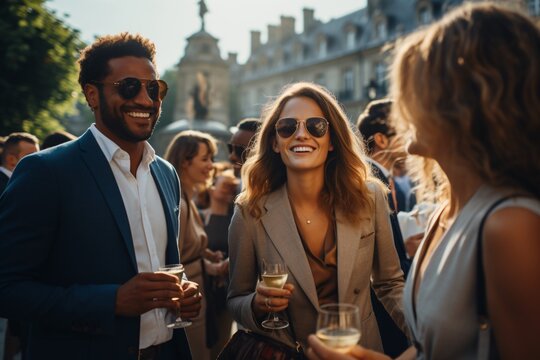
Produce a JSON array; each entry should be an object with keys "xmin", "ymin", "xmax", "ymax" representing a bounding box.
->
[
  {"xmin": 41, "ymin": 130, "xmax": 77, "ymax": 150},
  {"xmin": 0, "ymin": 132, "xmax": 39, "ymax": 194},
  {"xmin": 357, "ymin": 99, "xmax": 411, "ymax": 357},
  {"xmin": 227, "ymin": 117, "xmax": 260, "ymax": 178}
]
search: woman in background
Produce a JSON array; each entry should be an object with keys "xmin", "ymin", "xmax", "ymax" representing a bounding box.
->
[
  {"xmin": 164, "ymin": 130, "xmax": 227, "ymax": 360},
  {"xmin": 307, "ymin": 3, "xmax": 540, "ymax": 359},
  {"xmin": 199, "ymin": 161, "xmax": 237, "ymax": 358}
]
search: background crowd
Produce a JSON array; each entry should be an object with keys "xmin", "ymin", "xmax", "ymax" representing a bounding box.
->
[{"xmin": 1, "ymin": 2, "xmax": 539, "ymax": 360}]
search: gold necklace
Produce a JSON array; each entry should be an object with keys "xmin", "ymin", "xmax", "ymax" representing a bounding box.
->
[
  {"xmin": 288, "ymin": 197, "xmax": 320, "ymax": 225},
  {"xmin": 298, "ymin": 207, "xmax": 319, "ymax": 225}
]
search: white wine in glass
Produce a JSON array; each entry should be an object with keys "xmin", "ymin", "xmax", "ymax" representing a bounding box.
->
[
  {"xmin": 157, "ymin": 264, "xmax": 192, "ymax": 329},
  {"xmin": 316, "ymin": 303, "xmax": 360, "ymax": 353},
  {"xmin": 261, "ymin": 260, "xmax": 289, "ymax": 330}
]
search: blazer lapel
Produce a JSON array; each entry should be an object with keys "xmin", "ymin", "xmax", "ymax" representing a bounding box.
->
[
  {"xmin": 150, "ymin": 161, "xmax": 180, "ymax": 265},
  {"xmin": 78, "ymin": 130, "xmax": 137, "ymax": 271},
  {"xmin": 261, "ymin": 186, "xmax": 320, "ymax": 310},
  {"xmin": 336, "ymin": 209, "xmax": 366, "ymax": 302}
]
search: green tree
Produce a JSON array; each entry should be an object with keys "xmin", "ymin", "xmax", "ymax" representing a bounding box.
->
[{"xmin": 0, "ymin": 0, "xmax": 84, "ymax": 138}]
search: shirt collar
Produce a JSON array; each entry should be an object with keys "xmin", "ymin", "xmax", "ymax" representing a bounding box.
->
[
  {"xmin": 0, "ymin": 166, "xmax": 12, "ymax": 178},
  {"xmin": 370, "ymin": 158, "xmax": 391, "ymax": 178},
  {"xmin": 89, "ymin": 124, "xmax": 156, "ymax": 167}
]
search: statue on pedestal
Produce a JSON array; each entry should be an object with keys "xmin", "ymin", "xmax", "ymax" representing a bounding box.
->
[{"xmin": 199, "ymin": 0, "xmax": 209, "ymax": 31}]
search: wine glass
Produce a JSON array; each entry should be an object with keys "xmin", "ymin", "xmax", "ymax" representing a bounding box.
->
[
  {"xmin": 261, "ymin": 260, "xmax": 289, "ymax": 330},
  {"xmin": 316, "ymin": 303, "xmax": 360, "ymax": 353},
  {"xmin": 157, "ymin": 264, "xmax": 192, "ymax": 328}
]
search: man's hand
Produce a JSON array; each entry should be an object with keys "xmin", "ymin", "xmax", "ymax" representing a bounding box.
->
[
  {"xmin": 115, "ymin": 272, "xmax": 182, "ymax": 317},
  {"xmin": 179, "ymin": 281, "xmax": 202, "ymax": 319}
]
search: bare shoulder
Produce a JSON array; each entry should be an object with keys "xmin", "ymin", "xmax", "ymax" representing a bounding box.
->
[
  {"xmin": 483, "ymin": 206, "xmax": 540, "ymax": 279},
  {"xmin": 484, "ymin": 206, "xmax": 540, "ymax": 253}
]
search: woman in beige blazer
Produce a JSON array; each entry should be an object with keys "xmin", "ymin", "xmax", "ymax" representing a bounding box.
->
[{"xmin": 227, "ymin": 82, "xmax": 407, "ymax": 352}]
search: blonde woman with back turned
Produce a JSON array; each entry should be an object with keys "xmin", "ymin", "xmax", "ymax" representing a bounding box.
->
[{"xmin": 307, "ymin": 3, "xmax": 540, "ymax": 360}]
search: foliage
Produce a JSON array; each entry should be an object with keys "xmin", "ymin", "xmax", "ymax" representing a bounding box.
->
[{"xmin": 0, "ymin": 0, "xmax": 84, "ymax": 138}]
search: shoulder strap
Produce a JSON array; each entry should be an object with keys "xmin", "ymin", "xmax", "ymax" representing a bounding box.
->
[{"xmin": 476, "ymin": 195, "xmax": 516, "ymax": 319}]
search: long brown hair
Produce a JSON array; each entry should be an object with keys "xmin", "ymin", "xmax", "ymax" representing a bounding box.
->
[
  {"xmin": 237, "ymin": 82, "xmax": 376, "ymax": 224},
  {"xmin": 164, "ymin": 130, "xmax": 217, "ymax": 188},
  {"xmin": 391, "ymin": 3, "xmax": 540, "ymax": 199}
]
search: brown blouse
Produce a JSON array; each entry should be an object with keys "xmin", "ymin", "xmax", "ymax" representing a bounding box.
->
[{"xmin": 293, "ymin": 212, "xmax": 338, "ymax": 306}]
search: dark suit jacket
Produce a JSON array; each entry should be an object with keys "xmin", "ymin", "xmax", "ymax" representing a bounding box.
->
[
  {"xmin": 0, "ymin": 171, "xmax": 9, "ymax": 195},
  {"xmin": 370, "ymin": 163, "xmax": 411, "ymax": 275},
  {"xmin": 369, "ymin": 162, "xmax": 410, "ymax": 357},
  {"xmin": 0, "ymin": 130, "xmax": 191, "ymax": 360}
]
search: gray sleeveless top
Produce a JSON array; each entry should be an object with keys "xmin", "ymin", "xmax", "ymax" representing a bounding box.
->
[{"xmin": 403, "ymin": 185, "xmax": 540, "ymax": 360}]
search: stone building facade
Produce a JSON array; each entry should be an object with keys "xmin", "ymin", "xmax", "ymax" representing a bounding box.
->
[
  {"xmin": 234, "ymin": 0, "xmax": 534, "ymax": 122},
  {"xmin": 170, "ymin": 0, "xmax": 536, "ymax": 128}
]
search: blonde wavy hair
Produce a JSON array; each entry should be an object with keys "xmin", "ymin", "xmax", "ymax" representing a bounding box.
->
[
  {"xmin": 390, "ymin": 2, "xmax": 540, "ymax": 200},
  {"xmin": 237, "ymin": 82, "xmax": 376, "ymax": 224}
]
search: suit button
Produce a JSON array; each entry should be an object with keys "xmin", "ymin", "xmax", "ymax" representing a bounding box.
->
[{"xmin": 354, "ymin": 288, "xmax": 361, "ymax": 294}]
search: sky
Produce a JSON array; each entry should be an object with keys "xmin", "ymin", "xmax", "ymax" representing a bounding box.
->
[{"xmin": 46, "ymin": 0, "xmax": 367, "ymax": 74}]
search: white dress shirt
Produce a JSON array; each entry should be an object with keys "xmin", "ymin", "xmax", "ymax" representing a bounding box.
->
[
  {"xmin": 0, "ymin": 166, "xmax": 13, "ymax": 178},
  {"xmin": 89, "ymin": 125, "xmax": 172, "ymax": 348}
]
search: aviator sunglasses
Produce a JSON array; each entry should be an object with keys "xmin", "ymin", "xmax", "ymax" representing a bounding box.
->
[
  {"xmin": 275, "ymin": 117, "xmax": 329, "ymax": 138},
  {"xmin": 91, "ymin": 77, "xmax": 168, "ymax": 101}
]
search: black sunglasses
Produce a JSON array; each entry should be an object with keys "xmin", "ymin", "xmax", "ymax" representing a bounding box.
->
[
  {"xmin": 227, "ymin": 143, "xmax": 247, "ymax": 161},
  {"xmin": 275, "ymin": 117, "xmax": 329, "ymax": 138},
  {"xmin": 91, "ymin": 77, "xmax": 168, "ymax": 101}
]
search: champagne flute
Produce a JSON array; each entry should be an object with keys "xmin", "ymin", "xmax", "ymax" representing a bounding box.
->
[
  {"xmin": 261, "ymin": 260, "xmax": 289, "ymax": 330},
  {"xmin": 157, "ymin": 264, "xmax": 192, "ymax": 328},
  {"xmin": 316, "ymin": 303, "xmax": 360, "ymax": 353}
]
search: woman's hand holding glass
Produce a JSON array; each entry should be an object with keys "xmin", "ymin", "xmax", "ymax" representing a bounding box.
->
[
  {"xmin": 253, "ymin": 261, "xmax": 294, "ymax": 330},
  {"xmin": 315, "ymin": 304, "xmax": 361, "ymax": 354},
  {"xmin": 306, "ymin": 335, "xmax": 392, "ymax": 360},
  {"xmin": 254, "ymin": 282, "xmax": 294, "ymax": 314}
]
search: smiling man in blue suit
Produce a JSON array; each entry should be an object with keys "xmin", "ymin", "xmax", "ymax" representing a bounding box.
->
[{"xmin": 0, "ymin": 33, "xmax": 200, "ymax": 359}]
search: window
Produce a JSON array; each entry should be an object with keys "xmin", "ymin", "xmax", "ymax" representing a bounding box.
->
[
  {"xmin": 418, "ymin": 7, "xmax": 431, "ymax": 24},
  {"xmin": 293, "ymin": 42, "xmax": 304, "ymax": 63},
  {"xmin": 339, "ymin": 69, "xmax": 354, "ymax": 101},
  {"xmin": 529, "ymin": 0, "xmax": 540, "ymax": 16},
  {"xmin": 347, "ymin": 31, "xmax": 356, "ymax": 49},
  {"xmin": 315, "ymin": 73, "xmax": 326, "ymax": 87},
  {"xmin": 375, "ymin": 62, "xmax": 387, "ymax": 95},
  {"xmin": 376, "ymin": 21, "xmax": 387, "ymax": 39},
  {"xmin": 296, "ymin": 50, "xmax": 303, "ymax": 63},
  {"xmin": 318, "ymin": 40, "xmax": 327, "ymax": 58},
  {"xmin": 283, "ymin": 52, "xmax": 291, "ymax": 65}
]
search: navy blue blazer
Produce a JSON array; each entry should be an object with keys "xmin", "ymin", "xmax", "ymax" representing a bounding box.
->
[
  {"xmin": 0, "ymin": 130, "xmax": 191, "ymax": 359},
  {"xmin": 0, "ymin": 171, "xmax": 8, "ymax": 195},
  {"xmin": 369, "ymin": 162, "xmax": 410, "ymax": 357}
]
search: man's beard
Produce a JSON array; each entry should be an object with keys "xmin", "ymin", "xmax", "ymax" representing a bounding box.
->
[{"xmin": 98, "ymin": 90, "xmax": 160, "ymax": 142}]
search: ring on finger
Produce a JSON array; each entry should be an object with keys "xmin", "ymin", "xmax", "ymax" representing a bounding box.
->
[{"xmin": 265, "ymin": 296, "xmax": 271, "ymax": 309}]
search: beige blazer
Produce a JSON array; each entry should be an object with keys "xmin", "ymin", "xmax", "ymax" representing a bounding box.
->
[{"xmin": 227, "ymin": 182, "xmax": 407, "ymax": 351}]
